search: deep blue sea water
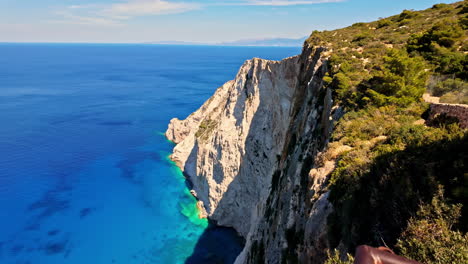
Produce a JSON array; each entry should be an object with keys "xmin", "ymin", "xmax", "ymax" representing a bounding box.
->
[{"xmin": 0, "ymin": 44, "xmax": 300, "ymax": 264}]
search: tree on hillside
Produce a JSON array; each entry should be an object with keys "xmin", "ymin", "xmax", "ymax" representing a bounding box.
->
[{"xmin": 366, "ymin": 49, "xmax": 428, "ymax": 106}]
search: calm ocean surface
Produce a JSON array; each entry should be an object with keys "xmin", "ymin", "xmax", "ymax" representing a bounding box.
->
[{"xmin": 0, "ymin": 44, "xmax": 300, "ymax": 264}]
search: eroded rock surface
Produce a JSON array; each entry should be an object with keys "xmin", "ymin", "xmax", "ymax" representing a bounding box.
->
[
  {"xmin": 167, "ymin": 56, "xmax": 301, "ymax": 237},
  {"xmin": 166, "ymin": 45, "xmax": 342, "ymax": 263}
]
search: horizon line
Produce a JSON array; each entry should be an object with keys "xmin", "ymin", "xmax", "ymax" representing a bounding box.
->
[{"xmin": 0, "ymin": 41, "xmax": 304, "ymax": 47}]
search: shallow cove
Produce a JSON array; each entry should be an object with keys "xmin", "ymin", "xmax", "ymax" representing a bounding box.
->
[{"xmin": 0, "ymin": 43, "xmax": 299, "ymax": 264}]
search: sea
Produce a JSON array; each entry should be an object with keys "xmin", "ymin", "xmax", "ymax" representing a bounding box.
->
[{"xmin": 0, "ymin": 43, "xmax": 300, "ymax": 264}]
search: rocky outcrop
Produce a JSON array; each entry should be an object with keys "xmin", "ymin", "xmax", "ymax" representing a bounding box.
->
[
  {"xmin": 166, "ymin": 56, "xmax": 302, "ymax": 237},
  {"xmin": 166, "ymin": 45, "xmax": 342, "ymax": 263},
  {"xmin": 234, "ymin": 46, "xmax": 344, "ymax": 264}
]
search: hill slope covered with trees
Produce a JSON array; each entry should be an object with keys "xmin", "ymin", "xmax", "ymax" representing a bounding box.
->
[{"xmin": 305, "ymin": 2, "xmax": 468, "ymax": 263}]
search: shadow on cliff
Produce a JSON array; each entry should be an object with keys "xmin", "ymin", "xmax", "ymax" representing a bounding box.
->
[
  {"xmin": 181, "ymin": 147, "xmax": 246, "ymax": 264},
  {"xmin": 184, "ymin": 61, "xmax": 288, "ymax": 263},
  {"xmin": 185, "ymin": 221, "xmax": 245, "ymax": 264},
  {"xmin": 185, "ymin": 50, "xmax": 321, "ymax": 263}
]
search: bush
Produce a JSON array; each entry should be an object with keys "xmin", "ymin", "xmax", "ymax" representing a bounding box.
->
[
  {"xmin": 396, "ymin": 10, "xmax": 420, "ymax": 22},
  {"xmin": 366, "ymin": 49, "xmax": 428, "ymax": 106},
  {"xmin": 351, "ymin": 22, "xmax": 366, "ymax": 28},
  {"xmin": 432, "ymin": 3, "xmax": 450, "ymax": 9},
  {"xmin": 440, "ymin": 90, "xmax": 468, "ymax": 104},
  {"xmin": 306, "ymin": 3, "xmax": 468, "ymax": 262},
  {"xmin": 309, "ymin": 1, "xmax": 467, "ymax": 108},
  {"xmin": 407, "ymin": 20, "xmax": 464, "ymax": 52},
  {"xmin": 376, "ymin": 19, "xmax": 393, "ymax": 29},
  {"xmin": 460, "ymin": 15, "xmax": 468, "ymax": 30},
  {"xmin": 352, "ymin": 32, "xmax": 372, "ymax": 46},
  {"xmin": 332, "ymin": 73, "xmax": 353, "ymax": 100},
  {"xmin": 460, "ymin": 1, "xmax": 468, "ymax": 14},
  {"xmin": 428, "ymin": 75, "xmax": 468, "ymax": 97},
  {"xmin": 397, "ymin": 188, "xmax": 468, "ymax": 264},
  {"xmin": 195, "ymin": 119, "xmax": 218, "ymax": 140},
  {"xmin": 430, "ymin": 45, "xmax": 467, "ymax": 78},
  {"xmin": 324, "ymin": 250, "xmax": 354, "ymax": 264}
]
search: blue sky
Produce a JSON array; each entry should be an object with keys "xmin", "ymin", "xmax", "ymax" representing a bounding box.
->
[{"xmin": 0, "ymin": 0, "xmax": 458, "ymax": 43}]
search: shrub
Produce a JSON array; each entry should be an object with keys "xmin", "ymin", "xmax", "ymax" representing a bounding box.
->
[
  {"xmin": 396, "ymin": 10, "xmax": 420, "ymax": 22},
  {"xmin": 440, "ymin": 90, "xmax": 468, "ymax": 104},
  {"xmin": 352, "ymin": 32, "xmax": 372, "ymax": 46},
  {"xmin": 427, "ymin": 75, "xmax": 468, "ymax": 97},
  {"xmin": 397, "ymin": 188, "xmax": 468, "ymax": 264},
  {"xmin": 366, "ymin": 49, "xmax": 428, "ymax": 106},
  {"xmin": 195, "ymin": 119, "xmax": 218, "ymax": 140},
  {"xmin": 333, "ymin": 73, "xmax": 352, "ymax": 100},
  {"xmin": 430, "ymin": 45, "xmax": 467, "ymax": 78},
  {"xmin": 407, "ymin": 20, "xmax": 464, "ymax": 52},
  {"xmin": 432, "ymin": 3, "xmax": 450, "ymax": 9},
  {"xmin": 324, "ymin": 250, "xmax": 354, "ymax": 264},
  {"xmin": 460, "ymin": 15, "xmax": 468, "ymax": 30},
  {"xmin": 351, "ymin": 22, "xmax": 366, "ymax": 28},
  {"xmin": 306, "ymin": 2, "xmax": 468, "ymax": 262},
  {"xmin": 376, "ymin": 19, "xmax": 393, "ymax": 29},
  {"xmin": 460, "ymin": 1, "xmax": 468, "ymax": 14}
]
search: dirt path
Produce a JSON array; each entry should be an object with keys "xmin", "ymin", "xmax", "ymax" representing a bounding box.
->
[{"xmin": 423, "ymin": 93, "xmax": 440, "ymax": 104}]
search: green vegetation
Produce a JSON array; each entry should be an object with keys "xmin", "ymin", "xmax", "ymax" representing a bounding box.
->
[
  {"xmin": 407, "ymin": 19, "xmax": 466, "ymax": 79},
  {"xmin": 427, "ymin": 75, "xmax": 468, "ymax": 104},
  {"xmin": 324, "ymin": 250, "xmax": 354, "ymax": 264},
  {"xmin": 366, "ymin": 49, "xmax": 428, "ymax": 106},
  {"xmin": 195, "ymin": 119, "xmax": 218, "ymax": 141},
  {"xmin": 307, "ymin": 1, "xmax": 467, "ymax": 106},
  {"xmin": 326, "ymin": 102, "xmax": 467, "ymax": 260},
  {"xmin": 315, "ymin": 2, "xmax": 468, "ymax": 263},
  {"xmin": 397, "ymin": 188, "xmax": 468, "ymax": 264}
]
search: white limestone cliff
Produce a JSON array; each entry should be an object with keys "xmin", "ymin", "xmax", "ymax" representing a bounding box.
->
[
  {"xmin": 166, "ymin": 56, "xmax": 301, "ymax": 237},
  {"xmin": 166, "ymin": 45, "xmax": 342, "ymax": 263}
]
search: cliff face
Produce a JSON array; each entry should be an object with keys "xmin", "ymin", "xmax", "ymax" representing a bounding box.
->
[
  {"xmin": 166, "ymin": 45, "xmax": 341, "ymax": 263},
  {"xmin": 166, "ymin": 55, "xmax": 301, "ymax": 237},
  {"xmin": 235, "ymin": 46, "xmax": 345, "ymax": 264}
]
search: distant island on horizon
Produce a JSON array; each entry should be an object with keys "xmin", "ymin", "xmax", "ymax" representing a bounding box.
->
[{"xmin": 145, "ymin": 36, "xmax": 307, "ymax": 47}]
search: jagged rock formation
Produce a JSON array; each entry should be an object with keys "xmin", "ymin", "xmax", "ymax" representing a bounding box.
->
[
  {"xmin": 167, "ymin": 55, "xmax": 302, "ymax": 237},
  {"xmin": 234, "ymin": 46, "xmax": 344, "ymax": 264},
  {"xmin": 166, "ymin": 45, "xmax": 342, "ymax": 263}
]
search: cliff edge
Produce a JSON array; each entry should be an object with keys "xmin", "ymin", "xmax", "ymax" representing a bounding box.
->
[
  {"xmin": 166, "ymin": 55, "xmax": 301, "ymax": 237},
  {"xmin": 166, "ymin": 44, "xmax": 341, "ymax": 263}
]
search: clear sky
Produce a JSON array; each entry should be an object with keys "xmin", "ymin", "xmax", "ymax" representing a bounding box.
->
[{"xmin": 0, "ymin": 0, "xmax": 458, "ymax": 43}]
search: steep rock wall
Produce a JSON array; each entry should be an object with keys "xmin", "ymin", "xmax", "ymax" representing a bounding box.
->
[
  {"xmin": 235, "ymin": 46, "xmax": 343, "ymax": 264},
  {"xmin": 166, "ymin": 56, "xmax": 301, "ymax": 237},
  {"xmin": 166, "ymin": 45, "xmax": 341, "ymax": 263}
]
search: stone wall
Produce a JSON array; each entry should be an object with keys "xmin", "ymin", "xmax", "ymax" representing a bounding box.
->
[{"xmin": 427, "ymin": 103, "xmax": 468, "ymax": 129}]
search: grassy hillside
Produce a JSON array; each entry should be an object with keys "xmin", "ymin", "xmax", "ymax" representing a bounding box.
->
[
  {"xmin": 306, "ymin": 2, "xmax": 468, "ymax": 263},
  {"xmin": 307, "ymin": 1, "xmax": 467, "ymax": 106}
]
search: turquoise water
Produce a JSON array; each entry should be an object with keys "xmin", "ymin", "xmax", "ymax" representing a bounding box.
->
[{"xmin": 0, "ymin": 44, "xmax": 300, "ymax": 264}]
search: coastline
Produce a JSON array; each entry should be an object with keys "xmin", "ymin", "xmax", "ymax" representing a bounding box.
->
[{"xmin": 165, "ymin": 151, "xmax": 246, "ymax": 263}]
